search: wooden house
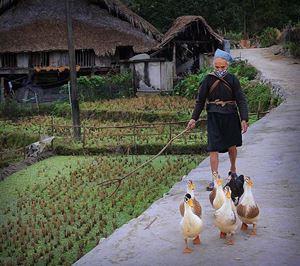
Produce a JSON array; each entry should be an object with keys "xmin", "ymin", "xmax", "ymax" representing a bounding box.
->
[
  {"xmin": 0, "ymin": 0, "xmax": 162, "ymax": 99},
  {"xmin": 153, "ymin": 16, "xmax": 224, "ymax": 76},
  {"xmin": 121, "ymin": 16, "xmax": 224, "ymax": 94}
]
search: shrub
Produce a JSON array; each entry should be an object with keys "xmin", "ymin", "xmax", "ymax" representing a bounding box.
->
[
  {"xmin": 284, "ymin": 42, "xmax": 300, "ymax": 58},
  {"xmin": 224, "ymin": 31, "xmax": 243, "ymax": 42},
  {"xmin": 244, "ymin": 83, "xmax": 272, "ymax": 112},
  {"xmin": 174, "ymin": 60, "xmax": 257, "ymax": 100},
  {"xmin": 173, "ymin": 66, "xmax": 212, "ymax": 99},
  {"xmin": 50, "ymin": 101, "xmax": 71, "ymax": 117},
  {"xmin": 0, "ymin": 98, "xmax": 23, "ymax": 118},
  {"xmin": 259, "ymin": 27, "xmax": 278, "ymax": 47},
  {"xmin": 62, "ymin": 71, "xmax": 134, "ymax": 101},
  {"xmin": 229, "ymin": 60, "xmax": 257, "ymax": 80}
]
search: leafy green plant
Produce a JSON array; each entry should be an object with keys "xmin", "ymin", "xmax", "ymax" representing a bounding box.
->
[
  {"xmin": 229, "ymin": 60, "xmax": 257, "ymax": 80},
  {"xmin": 284, "ymin": 42, "xmax": 300, "ymax": 58},
  {"xmin": 0, "ymin": 154, "xmax": 205, "ymax": 265},
  {"xmin": 63, "ymin": 71, "xmax": 134, "ymax": 101},
  {"xmin": 50, "ymin": 101, "xmax": 71, "ymax": 117},
  {"xmin": 174, "ymin": 60, "xmax": 257, "ymax": 100},
  {"xmin": 244, "ymin": 83, "xmax": 272, "ymax": 112},
  {"xmin": 173, "ymin": 66, "xmax": 212, "ymax": 99},
  {"xmin": 0, "ymin": 99, "xmax": 23, "ymax": 118},
  {"xmin": 259, "ymin": 27, "xmax": 278, "ymax": 47},
  {"xmin": 225, "ymin": 31, "xmax": 243, "ymax": 42}
]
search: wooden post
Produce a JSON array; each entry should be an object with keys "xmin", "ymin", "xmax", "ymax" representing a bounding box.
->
[
  {"xmin": 133, "ymin": 125, "xmax": 137, "ymax": 154},
  {"xmin": 0, "ymin": 77, "xmax": 5, "ymax": 104},
  {"xmin": 51, "ymin": 117, "xmax": 54, "ymax": 150},
  {"xmin": 257, "ymin": 101, "xmax": 261, "ymax": 120},
  {"xmin": 34, "ymin": 91, "xmax": 39, "ymax": 112},
  {"xmin": 200, "ymin": 126, "xmax": 202, "ymax": 143},
  {"xmin": 172, "ymin": 43, "xmax": 176, "ymax": 78},
  {"xmin": 65, "ymin": 0, "xmax": 81, "ymax": 140},
  {"xmin": 270, "ymin": 97, "xmax": 274, "ymax": 109},
  {"xmin": 38, "ymin": 124, "xmax": 41, "ymax": 139},
  {"xmin": 82, "ymin": 126, "xmax": 86, "ymax": 149},
  {"xmin": 23, "ymin": 133, "xmax": 26, "ymax": 159},
  {"xmin": 169, "ymin": 124, "xmax": 172, "ymax": 141}
]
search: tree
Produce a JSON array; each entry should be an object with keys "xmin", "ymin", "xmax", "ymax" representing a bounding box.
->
[{"xmin": 127, "ymin": 0, "xmax": 300, "ymax": 35}]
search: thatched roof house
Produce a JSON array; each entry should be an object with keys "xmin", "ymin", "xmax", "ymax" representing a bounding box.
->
[
  {"xmin": 157, "ymin": 16, "xmax": 223, "ymax": 50},
  {"xmin": 154, "ymin": 16, "xmax": 224, "ymax": 75},
  {"xmin": 0, "ymin": 0, "xmax": 162, "ymax": 75}
]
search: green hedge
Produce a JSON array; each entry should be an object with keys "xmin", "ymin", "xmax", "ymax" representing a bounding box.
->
[
  {"xmin": 54, "ymin": 143, "xmax": 207, "ymax": 156},
  {"xmin": 0, "ymin": 101, "xmax": 188, "ymax": 122}
]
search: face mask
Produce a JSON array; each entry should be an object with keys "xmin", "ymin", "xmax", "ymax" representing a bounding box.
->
[{"xmin": 214, "ymin": 70, "xmax": 227, "ymax": 77}]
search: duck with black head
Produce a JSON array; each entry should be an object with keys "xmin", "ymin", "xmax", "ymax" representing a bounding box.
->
[{"xmin": 180, "ymin": 193, "xmax": 204, "ymax": 253}]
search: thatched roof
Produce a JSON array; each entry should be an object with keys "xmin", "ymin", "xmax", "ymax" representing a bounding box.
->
[
  {"xmin": 90, "ymin": 0, "xmax": 162, "ymax": 40},
  {"xmin": 0, "ymin": 0, "xmax": 162, "ymax": 56},
  {"xmin": 157, "ymin": 16, "xmax": 223, "ymax": 49},
  {"xmin": 0, "ymin": 0, "xmax": 18, "ymax": 14}
]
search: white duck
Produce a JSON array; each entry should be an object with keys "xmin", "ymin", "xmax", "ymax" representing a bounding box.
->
[
  {"xmin": 179, "ymin": 180, "xmax": 202, "ymax": 218},
  {"xmin": 209, "ymin": 174, "xmax": 225, "ymax": 210},
  {"xmin": 180, "ymin": 193, "xmax": 204, "ymax": 253},
  {"xmin": 237, "ymin": 176, "xmax": 259, "ymax": 235},
  {"xmin": 214, "ymin": 186, "xmax": 238, "ymax": 244}
]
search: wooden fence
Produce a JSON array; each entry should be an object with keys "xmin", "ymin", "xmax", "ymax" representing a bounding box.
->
[{"xmin": 42, "ymin": 119, "xmax": 208, "ymax": 151}]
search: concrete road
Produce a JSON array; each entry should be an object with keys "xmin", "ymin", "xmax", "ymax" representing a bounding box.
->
[{"xmin": 74, "ymin": 48, "xmax": 300, "ymax": 266}]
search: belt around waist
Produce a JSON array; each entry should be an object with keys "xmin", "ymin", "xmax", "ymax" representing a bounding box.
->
[{"xmin": 206, "ymin": 99, "xmax": 236, "ymax": 107}]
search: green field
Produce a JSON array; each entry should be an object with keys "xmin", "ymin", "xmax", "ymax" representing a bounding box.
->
[{"xmin": 0, "ymin": 154, "xmax": 205, "ymax": 265}]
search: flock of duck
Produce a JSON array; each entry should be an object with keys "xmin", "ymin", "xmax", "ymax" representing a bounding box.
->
[{"xmin": 179, "ymin": 173, "xmax": 259, "ymax": 253}]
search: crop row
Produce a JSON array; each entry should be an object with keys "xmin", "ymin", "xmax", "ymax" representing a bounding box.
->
[{"xmin": 0, "ymin": 155, "xmax": 204, "ymax": 265}]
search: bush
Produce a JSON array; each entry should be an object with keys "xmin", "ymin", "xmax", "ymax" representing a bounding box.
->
[
  {"xmin": 259, "ymin": 27, "xmax": 278, "ymax": 47},
  {"xmin": 174, "ymin": 60, "xmax": 257, "ymax": 100},
  {"xmin": 0, "ymin": 99, "xmax": 23, "ymax": 118},
  {"xmin": 284, "ymin": 42, "xmax": 300, "ymax": 58},
  {"xmin": 225, "ymin": 31, "xmax": 243, "ymax": 42},
  {"xmin": 229, "ymin": 60, "xmax": 257, "ymax": 80},
  {"xmin": 61, "ymin": 71, "xmax": 134, "ymax": 101},
  {"xmin": 173, "ymin": 59, "xmax": 281, "ymax": 113},
  {"xmin": 50, "ymin": 101, "xmax": 71, "ymax": 117},
  {"xmin": 244, "ymin": 83, "xmax": 272, "ymax": 112},
  {"xmin": 173, "ymin": 66, "xmax": 212, "ymax": 99}
]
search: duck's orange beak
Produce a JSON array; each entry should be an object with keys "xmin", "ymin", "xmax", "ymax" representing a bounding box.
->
[
  {"xmin": 217, "ymin": 178, "xmax": 223, "ymax": 186},
  {"xmin": 187, "ymin": 199, "xmax": 194, "ymax": 207},
  {"xmin": 225, "ymin": 190, "xmax": 231, "ymax": 199},
  {"xmin": 247, "ymin": 179, "xmax": 254, "ymax": 187}
]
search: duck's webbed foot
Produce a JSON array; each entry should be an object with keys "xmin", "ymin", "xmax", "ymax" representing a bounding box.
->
[
  {"xmin": 225, "ymin": 238, "xmax": 235, "ymax": 245},
  {"xmin": 241, "ymin": 222, "xmax": 248, "ymax": 231},
  {"xmin": 192, "ymin": 235, "xmax": 201, "ymax": 245},
  {"xmin": 250, "ymin": 224, "xmax": 257, "ymax": 235},
  {"xmin": 220, "ymin": 232, "xmax": 226, "ymax": 239},
  {"xmin": 183, "ymin": 247, "xmax": 193, "ymax": 253},
  {"xmin": 183, "ymin": 239, "xmax": 192, "ymax": 253}
]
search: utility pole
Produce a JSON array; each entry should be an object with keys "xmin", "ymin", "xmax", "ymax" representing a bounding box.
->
[{"xmin": 65, "ymin": 0, "xmax": 81, "ymax": 140}]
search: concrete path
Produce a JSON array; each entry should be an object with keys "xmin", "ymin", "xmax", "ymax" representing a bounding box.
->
[{"xmin": 74, "ymin": 48, "xmax": 300, "ymax": 266}]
